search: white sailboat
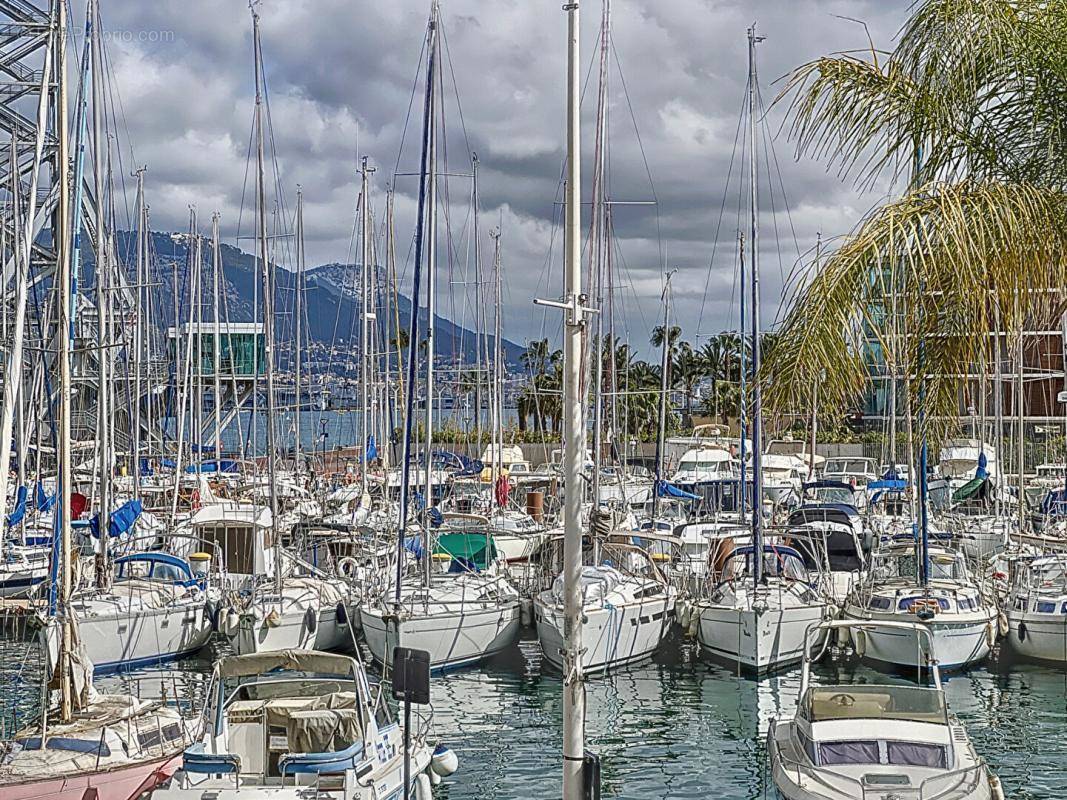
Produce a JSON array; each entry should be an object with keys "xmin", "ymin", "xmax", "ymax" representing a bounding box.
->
[
  {"xmin": 694, "ymin": 26, "xmax": 829, "ymax": 675},
  {"xmin": 361, "ymin": 2, "xmax": 521, "ymax": 673},
  {"xmin": 1004, "ymin": 552, "xmax": 1067, "ymax": 662}
]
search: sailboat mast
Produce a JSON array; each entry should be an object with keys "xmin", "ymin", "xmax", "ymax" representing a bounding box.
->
[
  {"xmin": 361, "ymin": 157, "xmax": 373, "ymax": 495},
  {"xmin": 251, "ymin": 7, "xmax": 281, "ymax": 596},
  {"xmin": 55, "ymin": 0, "xmax": 73, "ymax": 724},
  {"xmin": 132, "ymin": 167, "xmax": 145, "ymax": 499},
  {"xmin": 747, "ymin": 24, "xmax": 765, "ymax": 586},
  {"xmin": 561, "ymin": 2, "xmax": 585, "ymax": 796},
  {"xmin": 492, "ymin": 228, "xmax": 503, "ymax": 482},
  {"xmin": 211, "ymin": 212, "xmax": 223, "ymax": 461},
  {"xmin": 423, "ymin": 2, "xmax": 439, "ymax": 592},
  {"xmin": 589, "ymin": 0, "xmax": 609, "ymax": 502},
  {"xmin": 472, "ymin": 153, "xmax": 485, "ymax": 457},
  {"xmin": 653, "ymin": 273, "xmax": 673, "ymax": 519},
  {"xmin": 91, "ymin": 0, "xmax": 110, "ymax": 582},
  {"xmin": 294, "ymin": 192, "xmax": 303, "ymax": 468}
]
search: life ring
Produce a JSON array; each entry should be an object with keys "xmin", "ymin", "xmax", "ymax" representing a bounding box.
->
[
  {"xmin": 303, "ymin": 606, "xmax": 318, "ymax": 635},
  {"xmin": 337, "ymin": 556, "xmax": 359, "ymax": 579}
]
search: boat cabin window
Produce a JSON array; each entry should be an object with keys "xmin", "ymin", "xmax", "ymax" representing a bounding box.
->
[
  {"xmin": 815, "ymin": 740, "xmax": 946, "ymax": 769},
  {"xmin": 197, "ymin": 524, "xmax": 260, "ymax": 575},
  {"xmin": 231, "ymin": 678, "xmax": 353, "ymax": 702},
  {"xmin": 725, "ymin": 550, "xmax": 809, "ymax": 582},
  {"xmin": 871, "ymin": 552, "xmax": 966, "ymax": 582}
]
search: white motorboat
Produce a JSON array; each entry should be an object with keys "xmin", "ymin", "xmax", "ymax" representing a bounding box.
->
[
  {"xmin": 1005, "ymin": 553, "xmax": 1067, "ymax": 663},
  {"xmin": 842, "ymin": 542, "xmax": 997, "ymax": 670},
  {"xmin": 695, "ymin": 543, "xmax": 829, "ymax": 674},
  {"xmin": 769, "ymin": 619, "xmax": 1004, "ymax": 800},
  {"xmin": 154, "ymin": 649, "xmax": 458, "ymax": 800},
  {"xmin": 534, "ymin": 534, "xmax": 677, "ymax": 674},
  {"xmin": 669, "ymin": 444, "xmax": 738, "ymax": 485}
]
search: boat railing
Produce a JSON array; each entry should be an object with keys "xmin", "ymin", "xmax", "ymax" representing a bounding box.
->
[{"xmin": 769, "ymin": 719, "xmax": 989, "ymax": 799}]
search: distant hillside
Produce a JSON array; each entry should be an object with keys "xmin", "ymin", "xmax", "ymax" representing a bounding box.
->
[{"xmin": 90, "ymin": 231, "xmax": 525, "ymax": 366}]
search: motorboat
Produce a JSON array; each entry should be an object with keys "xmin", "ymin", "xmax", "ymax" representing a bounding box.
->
[
  {"xmin": 842, "ymin": 542, "xmax": 996, "ymax": 670},
  {"xmin": 820, "ymin": 457, "xmax": 878, "ymax": 493},
  {"xmin": 768, "ymin": 619, "xmax": 1004, "ymax": 800},
  {"xmin": 153, "ymin": 649, "xmax": 457, "ymax": 800}
]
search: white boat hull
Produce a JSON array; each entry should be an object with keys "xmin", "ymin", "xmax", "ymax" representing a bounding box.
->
[
  {"xmin": 70, "ymin": 602, "xmax": 213, "ymax": 673},
  {"xmin": 1006, "ymin": 610, "xmax": 1067, "ymax": 663},
  {"xmin": 362, "ymin": 601, "xmax": 521, "ymax": 671},
  {"xmin": 843, "ymin": 608, "xmax": 994, "ymax": 669},
  {"xmin": 535, "ymin": 595, "xmax": 675, "ymax": 674},
  {"xmin": 697, "ymin": 599, "xmax": 827, "ymax": 674}
]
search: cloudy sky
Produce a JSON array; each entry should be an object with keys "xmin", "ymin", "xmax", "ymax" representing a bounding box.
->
[{"xmin": 98, "ymin": 0, "xmax": 911, "ymax": 357}]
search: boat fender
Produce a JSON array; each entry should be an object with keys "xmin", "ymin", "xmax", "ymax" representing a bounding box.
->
[
  {"xmin": 265, "ymin": 608, "xmax": 281, "ymax": 628},
  {"xmin": 415, "ymin": 771, "xmax": 433, "ymax": 800},
  {"xmin": 686, "ymin": 610, "xmax": 699, "ymax": 639},
  {"xmin": 430, "ymin": 743, "xmax": 459, "ymax": 777},
  {"xmin": 1018, "ymin": 621, "xmax": 1027, "ymax": 642},
  {"xmin": 997, "ymin": 612, "xmax": 1009, "ymax": 638},
  {"xmin": 204, "ymin": 600, "xmax": 219, "ymax": 632},
  {"xmin": 853, "ymin": 629, "xmax": 866, "ymax": 658},
  {"xmin": 335, "ymin": 601, "xmax": 348, "ymax": 625},
  {"xmin": 835, "ymin": 626, "xmax": 851, "ymax": 649},
  {"xmin": 429, "ymin": 766, "xmax": 442, "ymax": 785},
  {"xmin": 222, "ymin": 610, "xmax": 241, "ymax": 635},
  {"xmin": 989, "ymin": 773, "xmax": 1005, "ymax": 800},
  {"xmin": 985, "ymin": 620, "xmax": 996, "ymax": 649},
  {"xmin": 520, "ymin": 597, "xmax": 534, "ymax": 628},
  {"xmin": 304, "ymin": 607, "xmax": 318, "ymax": 635}
]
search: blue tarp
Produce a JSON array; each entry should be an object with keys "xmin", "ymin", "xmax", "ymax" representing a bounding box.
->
[
  {"xmin": 139, "ymin": 457, "xmax": 154, "ymax": 477},
  {"xmin": 364, "ymin": 435, "xmax": 378, "ymax": 464},
  {"xmin": 89, "ymin": 499, "xmax": 143, "ymax": 539},
  {"xmin": 35, "ymin": 482, "xmax": 54, "ymax": 512},
  {"xmin": 868, "ymin": 479, "xmax": 907, "ymax": 491},
  {"xmin": 657, "ymin": 480, "xmax": 701, "ymax": 501},
  {"xmin": 184, "ymin": 459, "xmax": 239, "ymax": 474},
  {"xmin": 975, "ymin": 451, "xmax": 989, "ymax": 480},
  {"xmin": 5, "ymin": 485, "xmax": 27, "ymax": 527}
]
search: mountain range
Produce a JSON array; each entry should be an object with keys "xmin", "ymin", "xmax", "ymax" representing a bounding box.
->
[{"xmin": 94, "ymin": 231, "xmax": 526, "ymax": 366}]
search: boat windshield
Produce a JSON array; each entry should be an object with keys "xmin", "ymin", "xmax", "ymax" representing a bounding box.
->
[
  {"xmin": 871, "ymin": 552, "xmax": 966, "ymax": 582},
  {"xmin": 726, "ymin": 549, "xmax": 810, "ymax": 582},
  {"xmin": 805, "ymin": 685, "xmax": 946, "ymax": 725},
  {"xmin": 808, "ymin": 487, "xmax": 854, "ymax": 505}
]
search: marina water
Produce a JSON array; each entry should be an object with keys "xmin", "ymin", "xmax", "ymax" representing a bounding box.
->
[{"xmin": 3, "ymin": 632, "xmax": 1060, "ymax": 798}]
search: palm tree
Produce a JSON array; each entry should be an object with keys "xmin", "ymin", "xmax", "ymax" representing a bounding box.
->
[
  {"xmin": 650, "ymin": 324, "xmax": 682, "ymax": 392},
  {"xmin": 674, "ymin": 342, "xmax": 705, "ymax": 417},
  {"xmin": 762, "ymin": 0, "xmax": 1067, "ymax": 438}
]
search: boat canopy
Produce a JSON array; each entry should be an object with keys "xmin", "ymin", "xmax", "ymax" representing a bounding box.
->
[
  {"xmin": 952, "ymin": 475, "xmax": 989, "ymax": 502},
  {"xmin": 89, "ymin": 499, "xmax": 143, "ymax": 539},
  {"xmin": 657, "ymin": 480, "xmax": 700, "ymax": 501},
  {"xmin": 434, "ymin": 531, "xmax": 498, "ymax": 571},
  {"xmin": 217, "ymin": 649, "xmax": 360, "ymax": 679},
  {"xmin": 5, "ymin": 485, "xmax": 26, "ymax": 527}
]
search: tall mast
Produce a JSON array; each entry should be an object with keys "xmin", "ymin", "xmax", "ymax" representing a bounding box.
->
[
  {"xmin": 422, "ymin": 1, "xmax": 439, "ymax": 592},
  {"xmin": 492, "ymin": 228, "xmax": 503, "ymax": 485},
  {"xmin": 293, "ymin": 191, "xmax": 303, "ymax": 468},
  {"xmin": 562, "ymin": 2, "xmax": 585, "ymax": 795},
  {"xmin": 211, "ymin": 212, "xmax": 223, "ymax": 462},
  {"xmin": 590, "ymin": 0, "xmax": 610, "ymax": 504},
  {"xmin": 747, "ymin": 24, "xmax": 765, "ymax": 587},
  {"xmin": 808, "ymin": 233, "xmax": 820, "ymax": 481},
  {"xmin": 653, "ymin": 272, "xmax": 674, "ymax": 520},
  {"xmin": 132, "ymin": 167, "xmax": 145, "ymax": 500},
  {"xmin": 55, "ymin": 0, "xmax": 73, "ymax": 723},
  {"xmin": 1017, "ymin": 326, "xmax": 1026, "ymax": 529},
  {"xmin": 251, "ymin": 6, "xmax": 280, "ymax": 596},
  {"xmin": 472, "ymin": 153, "xmax": 485, "ymax": 457},
  {"xmin": 360, "ymin": 157, "xmax": 374, "ymax": 495},
  {"xmin": 90, "ymin": 0, "xmax": 110, "ymax": 582}
]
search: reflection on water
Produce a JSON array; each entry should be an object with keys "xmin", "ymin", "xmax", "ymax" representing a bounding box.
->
[{"xmin": 2, "ymin": 629, "xmax": 1065, "ymax": 798}]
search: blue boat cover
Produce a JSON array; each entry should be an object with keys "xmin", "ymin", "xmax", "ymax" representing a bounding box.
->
[
  {"xmin": 657, "ymin": 480, "xmax": 701, "ymax": 501},
  {"xmin": 5, "ymin": 485, "xmax": 27, "ymax": 527},
  {"xmin": 89, "ymin": 499, "xmax": 143, "ymax": 539},
  {"xmin": 35, "ymin": 482, "xmax": 55, "ymax": 512}
]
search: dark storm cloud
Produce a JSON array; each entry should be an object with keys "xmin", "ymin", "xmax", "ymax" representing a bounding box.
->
[{"xmin": 100, "ymin": 0, "xmax": 910, "ymax": 354}]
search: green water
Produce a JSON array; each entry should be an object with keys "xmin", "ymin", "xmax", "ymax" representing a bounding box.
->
[{"xmin": 3, "ymin": 631, "xmax": 1064, "ymax": 798}]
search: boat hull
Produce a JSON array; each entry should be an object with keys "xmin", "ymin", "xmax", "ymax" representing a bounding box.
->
[
  {"xmin": 64, "ymin": 603, "xmax": 212, "ymax": 674},
  {"xmin": 362, "ymin": 601, "xmax": 520, "ymax": 672},
  {"xmin": 842, "ymin": 608, "xmax": 994, "ymax": 669},
  {"xmin": 1006, "ymin": 611, "xmax": 1067, "ymax": 663},
  {"xmin": 697, "ymin": 600, "xmax": 826, "ymax": 674},
  {"xmin": 0, "ymin": 753, "xmax": 179, "ymax": 800},
  {"xmin": 535, "ymin": 595, "xmax": 675, "ymax": 674}
]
